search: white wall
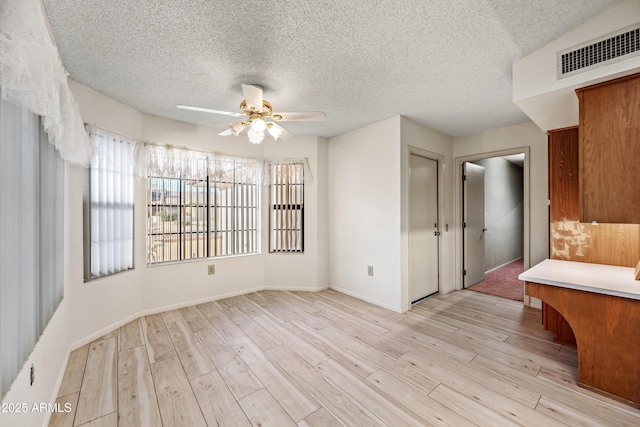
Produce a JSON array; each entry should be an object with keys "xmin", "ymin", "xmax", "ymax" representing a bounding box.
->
[
  {"xmin": 513, "ymin": 0, "xmax": 640, "ymax": 131},
  {"xmin": 328, "ymin": 116, "xmax": 403, "ymax": 311},
  {"xmin": 328, "ymin": 116, "xmax": 455, "ymax": 313},
  {"xmin": 453, "ymin": 121, "xmax": 548, "ymax": 307},
  {"xmin": 0, "ymin": 81, "xmax": 328, "ymax": 427},
  {"xmin": 263, "ymin": 136, "xmax": 329, "ymax": 291}
]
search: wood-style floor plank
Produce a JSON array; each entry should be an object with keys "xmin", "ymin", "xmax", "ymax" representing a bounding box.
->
[
  {"xmin": 52, "ymin": 289, "xmax": 640, "ymax": 427},
  {"xmin": 178, "ymin": 306, "xmax": 212, "ymax": 332},
  {"xmin": 196, "ymin": 327, "xmax": 263, "ymax": 399},
  {"xmin": 429, "ymin": 384, "xmax": 517, "ymax": 427},
  {"xmin": 74, "ymin": 338, "xmax": 117, "ymax": 426},
  {"xmin": 140, "ymin": 313, "xmax": 176, "ymax": 364},
  {"xmin": 153, "ymin": 356, "xmax": 207, "ymax": 427},
  {"xmin": 190, "ymin": 371, "xmax": 252, "ymax": 427},
  {"xmin": 196, "ymin": 301, "xmax": 245, "ymax": 342},
  {"xmin": 117, "ymin": 346, "xmax": 162, "ymax": 427},
  {"xmin": 237, "ymin": 388, "xmax": 297, "ymax": 427},
  {"xmin": 75, "ymin": 411, "xmax": 117, "ymax": 427},
  {"xmin": 266, "ymin": 344, "xmax": 385, "ymax": 426},
  {"xmin": 315, "ymin": 359, "xmax": 427, "ymax": 426},
  {"xmin": 118, "ymin": 319, "xmax": 143, "ymax": 352},
  {"xmin": 297, "ymin": 407, "xmax": 342, "ymax": 427},
  {"xmin": 48, "ymin": 393, "xmax": 78, "ymax": 427},
  {"xmin": 57, "ymin": 344, "xmax": 89, "ymax": 398},
  {"xmin": 366, "ymin": 369, "xmax": 475, "ymax": 427},
  {"xmin": 165, "ymin": 319, "xmax": 215, "ymax": 379},
  {"xmin": 229, "ymin": 336, "xmax": 320, "ymax": 422}
]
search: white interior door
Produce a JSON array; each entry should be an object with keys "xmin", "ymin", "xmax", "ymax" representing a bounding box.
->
[
  {"xmin": 409, "ymin": 153, "xmax": 439, "ymax": 302},
  {"xmin": 463, "ymin": 162, "xmax": 485, "ymax": 287}
]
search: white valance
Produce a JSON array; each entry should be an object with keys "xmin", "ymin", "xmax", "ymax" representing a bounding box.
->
[
  {"xmin": 263, "ymin": 158, "xmax": 314, "ymax": 186},
  {"xmin": 0, "ymin": 0, "xmax": 92, "ymax": 166},
  {"xmin": 84, "ymin": 125, "xmax": 313, "ymax": 186},
  {"xmin": 139, "ymin": 143, "xmax": 263, "ymax": 185}
]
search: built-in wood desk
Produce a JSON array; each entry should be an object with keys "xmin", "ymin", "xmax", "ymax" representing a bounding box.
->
[{"xmin": 520, "ymin": 259, "xmax": 640, "ymax": 408}]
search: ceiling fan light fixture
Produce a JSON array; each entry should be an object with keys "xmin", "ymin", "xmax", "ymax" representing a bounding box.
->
[
  {"xmin": 247, "ymin": 128, "xmax": 264, "ymax": 144},
  {"xmin": 251, "ymin": 118, "xmax": 267, "ymax": 132},
  {"xmin": 230, "ymin": 122, "xmax": 245, "ymax": 136},
  {"xmin": 178, "ymin": 84, "xmax": 325, "ymax": 144},
  {"xmin": 268, "ymin": 124, "xmax": 282, "ymax": 140}
]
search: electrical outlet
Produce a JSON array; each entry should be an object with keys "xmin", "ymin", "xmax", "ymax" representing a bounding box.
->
[
  {"xmin": 30, "ymin": 364, "xmax": 35, "ymax": 386},
  {"xmin": 208, "ymin": 265, "xmax": 215, "ymax": 275},
  {"xmin": 367, "ymin": 266, "xmax": 374, "ymax": 276}
]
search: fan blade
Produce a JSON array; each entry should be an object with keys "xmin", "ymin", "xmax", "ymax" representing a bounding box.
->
[
  {"xmin": 177, "ymin": 104, "xmax": 244, "ymax": 117},
  {"xmin": 241, "ymin": 84, "xmax": 264, "ymax": 112},
  {"xmin": 272, "ymin": 111, "xmax": 326, "ymax": 121},
  {"xmin": 218, "ymin": 128, "xmax": 234, "ymax": 136},
  {"xmin": 266, "ymin": 122, "xmax": 294, "ymax": 141},
  {"xmin": 278, "ymin": 126, "xmax": 294, "ymax": 140}
]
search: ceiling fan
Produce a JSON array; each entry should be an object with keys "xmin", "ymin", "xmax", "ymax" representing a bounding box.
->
[{"xmin": 177, "ymin": 84, "xmax": 326, "ymax": 144}]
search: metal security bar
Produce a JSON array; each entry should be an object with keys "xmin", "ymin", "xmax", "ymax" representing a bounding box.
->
[
  {"xmin": 147, "ymin": 158, "xmax": 259, "ymax": 264},
  {"xmin": 270, "ymin": 163, "xmax": 304, "ymax": 253}
]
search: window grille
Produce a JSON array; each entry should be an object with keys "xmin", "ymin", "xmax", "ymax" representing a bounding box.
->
[
  {"xmin": 270, "ymin": 163, "xmax": 304, "ymax": 253},
  {"xmin": 147, "ymin": 156, "xmax": 259, "ymax": 264}
]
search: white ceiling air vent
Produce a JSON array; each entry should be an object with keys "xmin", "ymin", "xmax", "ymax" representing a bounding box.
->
[{"xmin": 558, "ymin": 23, "xmax": 640, "ymax": 79}]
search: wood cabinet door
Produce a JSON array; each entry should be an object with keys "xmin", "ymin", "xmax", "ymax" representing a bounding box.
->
[
  {"xmin": 548, "ymin": 127, "xmax": 580, "ymax": 222},
  {"xmin": 577, "ymin": 73, "xmax": 640, "ymax": 224}
]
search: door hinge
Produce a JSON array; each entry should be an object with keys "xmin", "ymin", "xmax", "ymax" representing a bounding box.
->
[
  {"xmin": 463, "ymin": 269, "xmax": 467, "ymax": 276},
  {"xmin": 462, "ymin": 174, "xmax": 466, "ymax": 181},
  {"xmin": 463, "ymin": 222, "xmax": 467, "ymax": 228}
]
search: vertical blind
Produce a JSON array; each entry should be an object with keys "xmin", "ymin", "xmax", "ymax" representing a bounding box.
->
[
  {"xmin": 0, "ymin": 96, "xmax": 64, "ymax": 398},
  {"xmin": 85, "ymin": 128, "xmax": 135, "ymax": 279}
]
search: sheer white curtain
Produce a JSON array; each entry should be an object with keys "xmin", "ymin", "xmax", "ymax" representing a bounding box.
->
[
  {"xmin": 86, "ymin": 128, "xmax": 135, "ymax": 279},
  {"xmin": 0, "ymin": 0, "xmax": 91, "ymax": 166},
  {"xmin": 0, "ymin": 96, "xmax": 64, "ymax": 398}
]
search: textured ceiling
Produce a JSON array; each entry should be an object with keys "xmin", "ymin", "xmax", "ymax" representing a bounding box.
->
[{"xmin": 42, "ymin": 0, "xmax": 620, "ymax": 138}]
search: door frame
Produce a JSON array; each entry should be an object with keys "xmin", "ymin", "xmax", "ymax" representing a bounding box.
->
[
  {"xmin": 405, "ymin": 146, "xmax": 444, "ymax": 309},
  {"xmin": 454, "ymin": 147, "xmax": 532, "ymax": 306}
]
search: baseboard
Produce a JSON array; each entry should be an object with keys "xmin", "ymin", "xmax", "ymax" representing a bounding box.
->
[
  {"xmin": 263, "ymin": 284, "xmax": 329, "ymax": 292},
  {"xmin": 485, "ymin": 256, "xmax": 524, "ymax": 274},
  {"xmin": 328, "ymin": 285, "xmax": 402, "ymax": 313}
]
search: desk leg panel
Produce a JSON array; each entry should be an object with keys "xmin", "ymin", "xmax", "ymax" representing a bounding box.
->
[{"xmin": 526, "ymin": 282, "xmax": 640, "ymax": 406}]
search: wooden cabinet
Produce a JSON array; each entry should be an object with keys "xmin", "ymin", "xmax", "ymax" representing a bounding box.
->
[
  {"xmin": 577, "ymin": 73, "xmax": 640, "ymax": 224},
  {"xmin": 548, "ymin": 127, "xmax": 580, "ymax": 222}
]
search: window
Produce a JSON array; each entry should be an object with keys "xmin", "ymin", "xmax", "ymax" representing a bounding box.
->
[
  {"xmin": 146, "ymin": 153, "xmax": 259, "ymax": 264},
  {"xmin": 270, "ymin": 162, "xmax": 304, "ymax": 253},
  {"xmin": 0, "ymin": 96, "xmax": 64, "ymax": 398},
  {"xmin": 83, "ymin": 128, "xmax": 135, "ymax": 280}
]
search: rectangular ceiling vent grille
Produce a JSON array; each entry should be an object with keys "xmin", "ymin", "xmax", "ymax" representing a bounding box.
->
[{"xmin": 558, "ymin": 24, "xmax": 640, "ymax": 79}]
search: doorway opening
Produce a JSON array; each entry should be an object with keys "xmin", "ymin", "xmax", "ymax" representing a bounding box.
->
[{"xmin": 459, "ymin": 150, "xmax": 529, "ymax": 302}]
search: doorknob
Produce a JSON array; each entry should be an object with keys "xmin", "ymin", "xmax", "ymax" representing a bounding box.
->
[
  {"xmin": 482, "ymin": 228, "xmax": 488, "ymax": 232},
  {"xmin": 434, "ymin": 231, "xmax": 441, "ymax": 236}
]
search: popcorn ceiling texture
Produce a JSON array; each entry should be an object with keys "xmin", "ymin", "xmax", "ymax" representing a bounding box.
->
[{"xmin": 41, "ymin": 0, "xmax": 619, "ymax": 138}]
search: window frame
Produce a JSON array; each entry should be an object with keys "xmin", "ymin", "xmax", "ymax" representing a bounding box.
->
[{"xmin": 83, "ymin": 130, "xmax": 136, "ymax": 281}]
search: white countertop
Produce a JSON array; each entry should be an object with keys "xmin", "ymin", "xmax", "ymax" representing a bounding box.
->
[{"xmin": 519, "ymin": 259, "xmax": 640, "ymax": 300}]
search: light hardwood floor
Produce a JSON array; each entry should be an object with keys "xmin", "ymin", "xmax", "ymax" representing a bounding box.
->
[{"xmin": 49, "ymin": 289, "xmax": 640, "ymax": 426}]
